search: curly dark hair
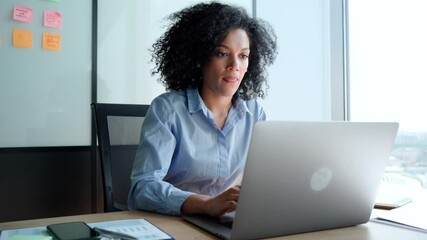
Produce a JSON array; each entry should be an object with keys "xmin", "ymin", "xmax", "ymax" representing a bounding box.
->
[{"xmin": 151, "ymin": 1, "xmax": 277, "ymax": 100}]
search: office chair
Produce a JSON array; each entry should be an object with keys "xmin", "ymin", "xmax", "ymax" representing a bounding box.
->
[{"xmin": 92, "ymin": 103, "xmax": 150, "ymax": 212}]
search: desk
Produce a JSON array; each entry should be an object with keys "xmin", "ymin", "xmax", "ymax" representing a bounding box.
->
[{"xmin": 0, "ymin": 210, "xmax": 426, "ymax": 240}]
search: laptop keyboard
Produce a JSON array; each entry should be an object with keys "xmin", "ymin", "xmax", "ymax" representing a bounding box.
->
[
  {"xmin": 218, "ymin": 219, "xmax": 233, "ymax": 229},
  {"xmin": 217, "ymin": 212, "xmax": 235, "ymax": 229}
]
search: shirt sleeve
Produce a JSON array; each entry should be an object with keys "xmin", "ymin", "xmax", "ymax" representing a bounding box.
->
[{"xmin": 127, "ymin": 96, "xmax": 192, "ymax": 215}]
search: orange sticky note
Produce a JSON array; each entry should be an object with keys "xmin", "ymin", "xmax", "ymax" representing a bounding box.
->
[
  {"xmin": 44, "ymin": 10, "xmax": 62, "ymax": 28},
  {"xmin": 13, "ymin": 29, "xmax": 32, "ymax": 48},
  {"xmin": 43, "ymin": 32, "xmax": 61, "ymax": 51},
  {"xmin": 13, "ymin": 5, "xmax": 33, "ymax": 23}
]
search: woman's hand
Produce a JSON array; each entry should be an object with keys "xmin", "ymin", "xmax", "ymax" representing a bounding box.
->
[
  {"xmin": 204, "ymin": 185, "xmax": 240, "ymax": 217},
  {"xmin": 181, "ymin": 185, "xmax": 241, "ymax": 217}
]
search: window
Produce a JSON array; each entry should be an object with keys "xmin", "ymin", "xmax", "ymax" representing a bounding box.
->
[{"xmin": 347, "ymin": 0, "xmax": 427, "ymax": 190}]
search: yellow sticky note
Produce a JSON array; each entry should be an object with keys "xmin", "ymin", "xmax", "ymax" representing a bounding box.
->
[
  {"xmin": 43, "ymin": 32, "xmax": 61, "ymax": 51},
  {"xmin": 13, "ymin": 29, "xmax": 33, "ymax": 48}
]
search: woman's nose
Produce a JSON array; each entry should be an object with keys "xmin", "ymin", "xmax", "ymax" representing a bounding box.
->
[{"xmin": 227, "ymin": 57, "xmax": 239, "ymax": 71}]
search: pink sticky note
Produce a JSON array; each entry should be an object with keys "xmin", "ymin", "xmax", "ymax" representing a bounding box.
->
[
  {"xmin": 44, "ymin": 10, "xmax": 62, "ymax": 28},
  {"xmin": 13, "ymin": 5, "xmax": 33, "ymax": 23}
]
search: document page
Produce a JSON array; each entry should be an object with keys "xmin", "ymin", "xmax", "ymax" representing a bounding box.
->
[
  {"xmin": 371, "ymin": 190, "xmax": 427, "ymax": 233},
  {"xmin": 0, "ymin": 219, "xmax": 173, "ymax": 240},
  {"xmin": 89, "ymin": 219, "xmax": 173, "ymax": 240}
]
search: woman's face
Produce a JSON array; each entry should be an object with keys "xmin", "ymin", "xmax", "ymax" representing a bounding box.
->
[{"xmin": 201, "ymin": 28, "xmax": 250, "ymax": 99}]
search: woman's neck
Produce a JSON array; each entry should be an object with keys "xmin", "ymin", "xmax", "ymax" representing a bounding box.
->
[{"xmin": 200, "ymin": 91, "xmax": 233, "ymax": 129}]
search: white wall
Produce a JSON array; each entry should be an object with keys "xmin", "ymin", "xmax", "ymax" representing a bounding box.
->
[
  {"xmin": 98, "ymin": 0, "xmax": 345, "ymax": 121},
  {"xmin": 97, "ymin": 0, "xmax": 252, "ymax": 104},
  {"xmin": 257, "ymin": 0, "xmax": 344, "ymax": 121}
]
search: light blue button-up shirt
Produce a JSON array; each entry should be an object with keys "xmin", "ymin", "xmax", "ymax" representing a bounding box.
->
[{"xmin": 128, "ymin": 88, "xmax": 266, "ymax": 215}]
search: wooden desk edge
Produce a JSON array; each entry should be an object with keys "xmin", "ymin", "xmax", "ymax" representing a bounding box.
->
[{"xmin": 1, "ymin": 210, "xmax": 426, "ymax": 240}]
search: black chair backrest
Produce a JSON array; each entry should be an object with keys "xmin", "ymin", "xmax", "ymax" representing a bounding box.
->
[{"xmin": 92, "ymin": 103, "xmax": 150, "ymax": 212}]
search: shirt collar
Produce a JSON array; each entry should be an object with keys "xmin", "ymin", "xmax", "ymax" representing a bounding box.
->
[
  {"xmin": 187, "ymin": 88, "xmax": 205, "ymax": 114},
  {"xmin": 186, "ymin": 88, "xmax": 252, "ymax": 116}
]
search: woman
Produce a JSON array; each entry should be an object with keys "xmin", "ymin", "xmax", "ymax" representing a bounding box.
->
[{"xmin": 128, "ymin": 1, "xmax": 277, "ymax": 217}]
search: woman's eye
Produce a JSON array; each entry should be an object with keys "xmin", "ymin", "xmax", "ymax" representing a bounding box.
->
[
  {"xmin": 216, "ymin": 52, "xmax": 228, "ymax": 57},
  {"xmin": 240, "ymin": 54, "xmax": 249, "ymax": 59}
]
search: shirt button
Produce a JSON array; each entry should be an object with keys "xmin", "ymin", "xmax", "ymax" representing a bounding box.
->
[{"xmin": 211, "ymin": 178, "xmax": 218, "ymax": 185}]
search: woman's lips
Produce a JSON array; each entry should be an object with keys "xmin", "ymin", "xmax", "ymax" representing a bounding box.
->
[{"xmin": 224, "ymin": 76, "xmax": 238, "ymax": 82}]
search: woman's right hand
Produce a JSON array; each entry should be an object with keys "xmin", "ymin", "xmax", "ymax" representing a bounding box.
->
[
  {"xmin": 204, "ymin": 185, "xmax": 240, "ymax": 217},
  {"xmin": 181, "ymin": 185, "xmax": 241, "ymax": 217}
]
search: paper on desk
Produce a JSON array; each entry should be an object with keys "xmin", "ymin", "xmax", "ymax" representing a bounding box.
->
[
  {"xmin": 370, "ymin": 218, "xmax": 427, "ymax": 233},
  {"xmin": 0, "ymin": 219, "xmax": 173, "ymax": 240},
  {"xmin": 0, "ymin": 226, "xmax": 51, "ymax": 240},
  {"xmin": 88, "ymin": 219, "xmax": 173, "ymax": 240},
  {"xmin": 371, "ymin": 199, "xmax": 427, "ymax": 233}
]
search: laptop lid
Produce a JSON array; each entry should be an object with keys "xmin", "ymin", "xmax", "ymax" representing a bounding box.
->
[{"xmin": 185, "ymin": 121, "xmax": 399, "ymax": 240}]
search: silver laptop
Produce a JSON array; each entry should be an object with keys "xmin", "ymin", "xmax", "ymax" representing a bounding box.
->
[{"xmin": 184, "ymin": 121, "xmax": 399, "ymax": 240}]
